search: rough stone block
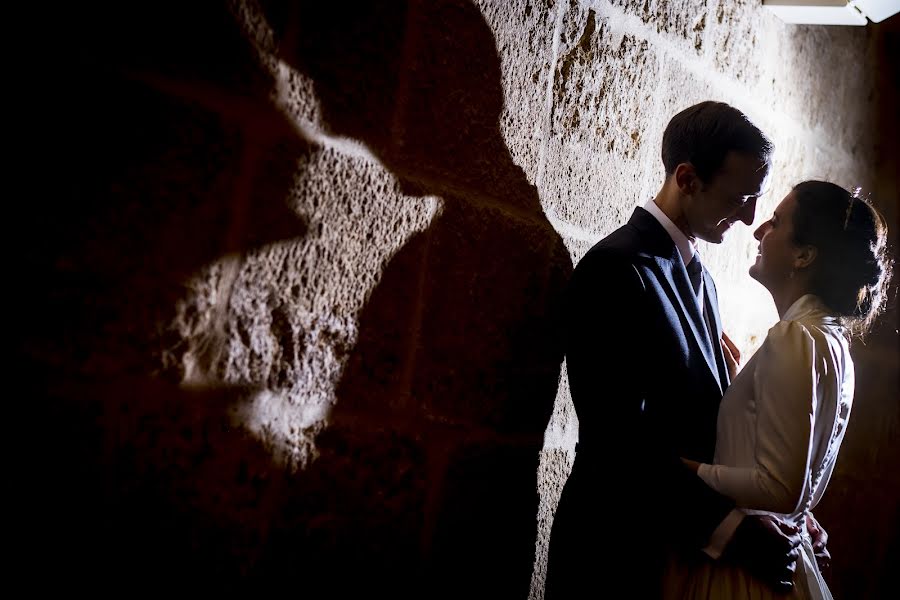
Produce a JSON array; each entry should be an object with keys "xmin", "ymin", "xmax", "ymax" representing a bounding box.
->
[
  {"xmin": 608, "ymin": 0, "xmax": 710, "ymax": 51},
  {"xmin": 541, "ymin": 133, "xmax": 649, "ymax": 239},
  {"xmin": 550, "ymin": 8, "xmax": 660, "ymax": 154},
  {"xmin": 477, "ymin": 0, "xmax": 560, "ymax": 184},
  {"xmin": 540, "ymin": 7, "xmax": 666, "ymax": 234},
  {"xmin": 706, "ymin": 0, "xmax": 767, "ymax": 88}
]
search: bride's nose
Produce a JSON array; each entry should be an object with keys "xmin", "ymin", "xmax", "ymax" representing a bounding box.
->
[{"xmin": 753, "ymin": 222, "xmax": 767, "ymax": 240}]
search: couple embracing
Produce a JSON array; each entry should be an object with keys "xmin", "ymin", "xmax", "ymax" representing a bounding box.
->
[{"xmin": 545, "ymin": 101, "xmax": 892, "ymax": 599}]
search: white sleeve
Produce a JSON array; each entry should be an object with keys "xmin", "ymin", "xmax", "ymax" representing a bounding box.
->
[
  {"xmin": 702, "ymin": 508, "xmax": 745, "ymax": 559},
  {"xmin": 698, "ymin": 321, "xmax": 816, "ymax": 514}
]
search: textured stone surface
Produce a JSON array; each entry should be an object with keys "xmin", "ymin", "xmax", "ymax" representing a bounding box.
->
[
  {"xmin": 478, "ymin": 0, "xmax": 561, "ymax": 183},
  {"xmin": 24, "ymin": 0, "xmax": 896, "ymax": 597},
  {"xmin": 541, "ymin": 7, "xmax": 664, "ymax": 237},
  {"xmin": 707, "ymin": 0, "xmax": 767, "ymax": 88},
  {"xmin": 164, "ymin": 146, "xmax": 438, "ymax": 464},
  {"xmin": 530, "ymin": 447, "xmax": 576, "ymax": 596},
  {"xmin": 609, "ymin": 0, "xmax": 710, "ymax": 49}
]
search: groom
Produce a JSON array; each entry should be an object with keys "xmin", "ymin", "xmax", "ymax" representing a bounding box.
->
[{"xmin": 545, "ymin": 101, "xmax": 810, "ymax": 597}]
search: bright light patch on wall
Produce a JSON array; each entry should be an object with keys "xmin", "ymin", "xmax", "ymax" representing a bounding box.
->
[
  {"xmin": 764, "ymin": 0, "xmax": 900, "ymax": 24},
  {"xmin": 763, "ymin": 0, "xmax": 867, "ymax": 25}
]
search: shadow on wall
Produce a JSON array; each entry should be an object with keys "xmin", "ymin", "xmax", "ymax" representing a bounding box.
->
[
  {"xmin": 24, "ymin": 0, "xmax": 571, "ymax": 597},
  {"xmin": 258, "ymin": 1, "xmax": 573, "ymax": 597}
]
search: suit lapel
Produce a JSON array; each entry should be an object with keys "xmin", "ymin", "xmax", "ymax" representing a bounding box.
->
[
  {"xmin": 651, "ymin": 256, "xmax": 723, "ymax": 395},
  {"xmin": 628, "ymin": 207, "xmax": 723, "ymax": 395}
]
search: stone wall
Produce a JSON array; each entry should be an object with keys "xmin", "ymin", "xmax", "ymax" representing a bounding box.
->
[{"xmin": 24, "ymin": 1, "xmax": 896, "ymax": 597}]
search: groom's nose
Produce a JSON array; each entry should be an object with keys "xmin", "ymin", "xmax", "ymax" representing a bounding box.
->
[{"xmin": 736, "ymin": 197, "xmax": 757, "ymax": 226}]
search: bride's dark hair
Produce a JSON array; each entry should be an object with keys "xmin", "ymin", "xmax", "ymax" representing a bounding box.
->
[{"xmin": 791, "ymin": 180, "xmax": 893, "ymax": 336}]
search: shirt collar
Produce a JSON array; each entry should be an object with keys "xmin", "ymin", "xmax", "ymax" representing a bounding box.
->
[{"xmin": 643, "ymin": 199, "xmax": 696, "ymax": 267}]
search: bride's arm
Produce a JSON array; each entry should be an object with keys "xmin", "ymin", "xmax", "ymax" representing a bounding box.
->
[{"xmin": 694, "ymin": 321, "xmax": 816, "ymax": 514}]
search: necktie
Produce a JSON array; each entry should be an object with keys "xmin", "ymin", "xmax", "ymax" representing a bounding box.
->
[{"xmin": 686, "ymin": 255, "xmax": 703, "ymax": 299}]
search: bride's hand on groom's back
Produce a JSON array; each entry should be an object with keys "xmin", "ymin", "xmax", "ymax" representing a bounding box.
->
[{"xmin": 724, "ymin": 514, "xmax": 802, "ymax": 593}]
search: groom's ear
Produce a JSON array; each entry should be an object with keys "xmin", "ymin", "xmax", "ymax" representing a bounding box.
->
[
  {"xmin": 674, "ymin": 162, "xmax": 699, "ymax": 194},
  {"xmin": 794, "ymin": 245, "xmax": 818, "ymax": 270}
]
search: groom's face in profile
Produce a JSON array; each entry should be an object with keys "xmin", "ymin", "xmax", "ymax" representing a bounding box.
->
[{"xmin": 685, "ymin": 152, "xmax": 769, "ymax": 244}]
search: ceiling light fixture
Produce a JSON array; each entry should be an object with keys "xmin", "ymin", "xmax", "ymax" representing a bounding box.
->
[{"xmin": 763, "ymin": 0, "xmax": 900, "ymax": 25}]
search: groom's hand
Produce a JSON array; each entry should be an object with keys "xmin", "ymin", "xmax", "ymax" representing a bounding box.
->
[
  {"xmin": 724, "ymin": 514, "xmax": 802, "ymax": 593},
  {"xmin": 806, "ymin": 513, "xmax": 831, "ymax": 575}
]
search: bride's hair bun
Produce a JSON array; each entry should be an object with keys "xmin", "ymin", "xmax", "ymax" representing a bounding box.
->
[{"xmin": 791, "ymin": 181, "xmax": 893, "ymax": 336}]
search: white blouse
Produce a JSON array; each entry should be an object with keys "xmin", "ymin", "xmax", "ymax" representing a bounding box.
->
[{"xmin": 698, "ymin": 294, "xmax": 854, "ymax": 520}]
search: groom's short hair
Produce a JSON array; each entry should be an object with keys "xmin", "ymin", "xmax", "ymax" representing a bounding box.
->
[{"xmin": 662, "ymin": 101, "xmax": 772, "ymax": 182}]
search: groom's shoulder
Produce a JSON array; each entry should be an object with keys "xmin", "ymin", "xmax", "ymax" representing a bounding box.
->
[
  {"xmin": 583, "ymin": 221, "xmax": 643, "ymax": 263},
  {"xmin": 570, "ymin": 225, "xmax": 645, "ymax": 286},
  {"xmin": 598, "ymin": 221, "xmax": 643, "ymax": 252}
]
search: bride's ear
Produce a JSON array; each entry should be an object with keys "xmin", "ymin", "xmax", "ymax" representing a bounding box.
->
[{"xmin": 794, "ymin": 244, "xmax": 817, "ymax": 270}]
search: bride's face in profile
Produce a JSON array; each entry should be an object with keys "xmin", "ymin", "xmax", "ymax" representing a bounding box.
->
[{"xmin": 749, "ymin": 191, "xmax": 802, "ymax": 291}]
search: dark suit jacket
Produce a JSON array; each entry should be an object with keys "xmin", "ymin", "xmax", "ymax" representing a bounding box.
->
[{"xmin": 545, "ymin": 207, "xmax": 735, "ymax": 598}]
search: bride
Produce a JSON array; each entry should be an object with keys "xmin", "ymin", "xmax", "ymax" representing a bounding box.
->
[{"xmin": 667, "ymin": 180, "xmax": 892, "ymax": 599}]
